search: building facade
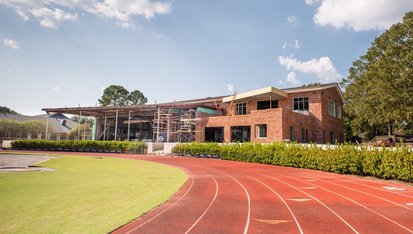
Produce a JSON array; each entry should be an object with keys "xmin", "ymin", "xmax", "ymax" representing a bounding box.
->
[{"xmin": 43, "ymin": 83, "xmax": 344, "ymax": 144}]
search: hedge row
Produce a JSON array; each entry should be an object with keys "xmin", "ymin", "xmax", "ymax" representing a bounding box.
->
[
  {"xmin": 172, "ymin": 142, "xmax": 413, "ymax": 182},
  {"xmin": 11, "ymin": 140, "xmax": 145, "ymax": 154}
]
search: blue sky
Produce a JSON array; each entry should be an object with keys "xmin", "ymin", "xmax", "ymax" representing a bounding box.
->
[{"xmin": 1, "ymin": 0, "xmax": 412, "ymax": 115}]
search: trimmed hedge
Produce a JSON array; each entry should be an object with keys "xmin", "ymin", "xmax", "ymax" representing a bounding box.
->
[
  {"xmin": 11, "ymin": 140, "xmax": 145, "ymax": 154},
  {"xmin": 172, "ymin": 142, "xmax": 413, "ymax": 182}
]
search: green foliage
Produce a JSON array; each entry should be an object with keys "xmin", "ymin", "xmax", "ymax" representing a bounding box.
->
[
  {"xmin": 11, "ymin": 140, "xmax": 145, "ymax": 153},
  {"xmin": 172, "ymin": 142, "xmax": 413, "ymax": 182},
  {"xmin": 0, "ymin": 119, "xmax": 51, "ymax": 137},
  {"xmin": 98, "ymin": 85, "xmax": 147, "ymax": 106},
  {"xmin": 0, "ymin": 106, "xmax": 19, "ymax": 114},
  {"xmin": 342, "ymin": 11, "xmax": 413, "ymax": 139}
]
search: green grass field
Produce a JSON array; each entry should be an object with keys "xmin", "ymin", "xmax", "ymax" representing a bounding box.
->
[{"xmin": 0, "ymin": 154, "xmax": 187, "ymax": 233}]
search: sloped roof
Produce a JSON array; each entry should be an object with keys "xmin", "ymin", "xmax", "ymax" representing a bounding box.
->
[{"xmin": 0, "ymin": 113, "xmax": 77, "ymax": 134}]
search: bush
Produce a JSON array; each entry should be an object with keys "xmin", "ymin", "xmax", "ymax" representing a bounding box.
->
[
  {"xmin": 172, "ymin": 142, "xmax": 413, "ymax": 182},
  {"xmin": 11, "ymin": 140, "xmax": 144, "ymax": 154}
]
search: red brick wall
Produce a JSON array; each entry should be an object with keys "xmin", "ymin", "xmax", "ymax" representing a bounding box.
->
[{"xmin": 196, "ymin": 86, "xmax": 344, "ymax": 144}]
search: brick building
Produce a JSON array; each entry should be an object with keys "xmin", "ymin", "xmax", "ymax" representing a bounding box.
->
[{"xmin": 43, "ymin": 83, "xmax": 344, "ymax": 144}]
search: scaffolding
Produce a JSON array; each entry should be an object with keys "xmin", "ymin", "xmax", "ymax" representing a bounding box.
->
[
  {"xmin": 152, "ymin": 108, "xmax": 180, "ymax": 142},
  {"xmin": 178, "ymin": 109, "xmax": 200, "ymax": 142}
]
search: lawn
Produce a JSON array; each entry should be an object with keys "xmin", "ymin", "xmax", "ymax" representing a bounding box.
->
[{"xmin": 0, "ymin": 154, "xmax": 187, "ymax": 233}]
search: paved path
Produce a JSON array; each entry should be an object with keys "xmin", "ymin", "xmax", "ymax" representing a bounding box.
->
[
  {"xmin": 0, "ymin": 154, "xmax": 55, "ymax": 172},
  {"xmin": 3, "ymin": 151, "xmax": 413, "ymax": 233}
]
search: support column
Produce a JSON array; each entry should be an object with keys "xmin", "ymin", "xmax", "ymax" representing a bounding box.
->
[
  {"xmin": 77, "ymin": 111, "xmax": 82, "ymax": 140},
  {"xmin": 127, "ymin": 111, "xmax": 131, "ymax": 141},
  {"xmin": 114, "ymin": 110, "xmax": 119, "ymax": 141},
  {"xmin": 156, "ymin": 107, "xmax": 160, "ymax": 142},
  {"xmin": 45, "ymin": 112, "xmax": 49, "ymax": 140},
  {"xmin": 103, "ymin": 115, "xmax": 107, "ymax": 140}
]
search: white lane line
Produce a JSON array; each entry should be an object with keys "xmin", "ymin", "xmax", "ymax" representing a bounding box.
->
[
  {"xmin": 125, "ymin": 177, "xmax": 195, "ymax": 234},
  {"xmin": 383, "ymin": 186, "xmax": 405, "ymax": 191},
  {"xmin": 287, "ymin": 176, "xmax": 413, "ymax": 233},
  {"xmin": 185, "ymin": 175, "xmax": 219, "ymax": 234},
  {"xmin": 322, "ymin": 176, "xmax": 413, "ymax": 199},
  {"xmin": 266, "ymin": 175, "xmax": 359, "ymax": 234},
  {"xmin": 226, "ymin": 174, "xmax": 251, "ymax": 234},
  {"xmin": 250, "ymin": 176, "xmax": 303, "ymax": 234},
  {"xmin": 301, "ymin": 176, "xmax": 413, "ymax": 211}
]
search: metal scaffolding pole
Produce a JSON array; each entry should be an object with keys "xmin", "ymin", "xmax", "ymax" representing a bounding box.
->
[
  {"xmin": 127, "ymin": 111, "xmax": 131, "ymax": 141},
  {"xmin": 114, "ymin": 109, "xmax": 119, "ymax": 141}
]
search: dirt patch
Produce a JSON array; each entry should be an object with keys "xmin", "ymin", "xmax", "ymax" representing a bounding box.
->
[{"xmin": 0, "ymin": 154, "xmax": 56, "ymax": 172}]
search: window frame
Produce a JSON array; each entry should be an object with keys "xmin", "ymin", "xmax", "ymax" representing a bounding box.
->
[
  {"xmin": 235, "ymin": 102, "xmax": 247, "ymax": 115},
  {"xmin": 256, "ymin": 124, "xmax": 267, "ymax": 138},
  {"xmin": 328, "ymin": 99, "xmax": 336, "ymax": 117},
  {"xmin": 293, "ymin": 97, "xmax": 309, "ymax": 111},
  {"xmin": 257, "ymin": 100, "xmax": 278, "ymax": 110}
]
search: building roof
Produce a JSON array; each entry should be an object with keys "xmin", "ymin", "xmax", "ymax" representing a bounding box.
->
[
  {"xmin": 0, "ymin": 113, "xmax": 77, "ymax": 134},
  {"xmin": 42, "ymin": 83, "xmax": 344, "ymax": 117},
  {"xmin": 222, "ymin": 86, "xmax": 288, "ymax": 103}
]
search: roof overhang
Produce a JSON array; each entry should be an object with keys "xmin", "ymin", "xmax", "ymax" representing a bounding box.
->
[
  {"xmin": 222, "ymin": 86, "xmax": 287, "ymax": 103},
  {"xmin": 283, "ymin": 83, "xmax": 345, "ymax": 103}
]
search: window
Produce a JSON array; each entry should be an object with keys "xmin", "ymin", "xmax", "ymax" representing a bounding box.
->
[
  {"xmin": 293, "ymin": 97, "xmax": 309, "ymax": 111},
  {"xmin": 37, "ymin": 132, "xmax": 42, "ymax": 139},
  {"xmin": 337, "ymin": 105, "xmax": 342, "ymax": 119},
  {"xmin": 27, "ymin": 132, "xmax": 32, "ymax": 139},
  {"xmin": 301, "ymin": 128, "xmax": 305, "ymax": 143},
  {"xmin": 231, "ymin": 126, "xmax": 251, "ymax": 142},
  {"xmin": 47, "ymin": 133, "xmax": 52, "ymax": 140},
  {"xmin": 289, "ymin": 126, "xmax": 294, "ymax": 141},
  {"xmin": 330, "ymin": 131, "xmax": 335, "ymax": 144},
  {"xmin": 322, "ymin": 130, "xmax": 325, "ymax": 144},
  {"xmin": 328, "ymin": 100, "xmax": 336, "ymax": 117},
  {"xmin": 236, "ymin": 102, "xmax": 247, "ymax": 115},
  {"xmin": 257, "ymin": 100, "xmax": 278, "ymax": 110},
  {"xmin": 256, "ymin": 124, "xmax": 267, "ymax": 138},
  {"xmin": 56, "ymin": 133, "xmax": 61, "ymax": 141}
]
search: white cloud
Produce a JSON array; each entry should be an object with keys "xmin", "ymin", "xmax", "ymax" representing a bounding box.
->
[
  {"xmin": 30, "ymin": 7, "xmax": 77, "ymax": 28},
  {"xmin": 282, "ymin": 40, "xmax": 300, "ymax": 49},
  {"xmin": 53, "ymin": 86, "xmax": 61, "ymax": 92},
  {"xmin": 8, "ymin": 68, "xmax": 14, "ymax": 72},
  {"xmin": 311, "ymin": 0, "xmax": 413, "ymax": 31},
  {"xmin": 0, "ymin": 0, "xmax": 172, "ymax": 29},
  {"xmin": 286, "ymin": 71, "xmax": 300, "ymax": 86},
  {"xmin": 305, "ymin": 0, "xmax": 320, "ymax": 5},
  {"xmin": 3, "ymin": 38, "xmax": 20, "ymax": 49},
  {"xmin": 287, "ymin": 15, "xmax": 297, "ymax": 23},
  {"xmin": 278, "ymin": 55, "xmax": 342, "ymax": 83},
  {"xmin": 278, "ymin": 80, "xmax": 283, "ymax": 84},
  {"xmin": 226, "ymin": 83, "xmax": 235, "ymax": 93}
]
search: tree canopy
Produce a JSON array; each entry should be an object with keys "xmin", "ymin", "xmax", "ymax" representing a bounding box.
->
[
  {"xmin": 342, "ymin": 11, "xmax": 413, "ymax": 139},
  {"xmin": 98, "ymin": 85, "xmax": 147, "ymax": 106},
  {"xmin": 0, "ymin": 106, "xmax": 19, "ymax": 115}
]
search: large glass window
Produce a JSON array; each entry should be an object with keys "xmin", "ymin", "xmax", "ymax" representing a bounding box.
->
[
  {"xmin": 328, "ymin": 100, "xmax": 336, "ymax": 117},
  {"xmin": 293, "ymin": 97, "xmax": 309, "ymax": 111},
  {"xmin": 257, "ymin": 100, "xmax": 278, "ymax": 110},
  {"xmin": 37, "ymin": 132, "xmax": 42, "ymax": 139},
  {"xmin": 256, "ymin": 124, "xmax": 267, "ymax": 138},
  {"xmin": 336, "ymin": 105, "xmax": 342, "ymax": 119},
  {"xmin": 236, "ymin": 102, "xmax": 247, "ymax": 115}
]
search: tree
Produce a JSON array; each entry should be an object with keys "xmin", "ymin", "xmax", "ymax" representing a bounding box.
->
[
  {"xmin": 342, "ymin": 11, "xmax": 413, "ymax": 139},
  {"xmin": 0, "ymin": 106, "xmax": 19, "ymax": 115},
  {"xmin": 128, "ymin": 90, "xmax": 147, "ymax": 105},
  {"xmin": 98, "ymin": 85, "xmax": 148, "ymax": 106}
]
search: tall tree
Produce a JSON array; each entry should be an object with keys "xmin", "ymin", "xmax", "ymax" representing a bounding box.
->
[
  {"xmin": 0, "ymin": 106, "xmax": 19, "ymax": 115},
  {"xmin": 128, "ymin": 90, "xmax": 147, "ymax": 105},
  {"xmin": 342, "ymin": 11, "xmax": 413, "ymax": 138},
  {"xmin": 98, "ymin": 85, "xmax": 147, "ymax": 106}
]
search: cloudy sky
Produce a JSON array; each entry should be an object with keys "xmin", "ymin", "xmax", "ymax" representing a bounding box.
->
[{"xmin": 1, "ymin": 0, "xmax": 412, "ymax": 115}]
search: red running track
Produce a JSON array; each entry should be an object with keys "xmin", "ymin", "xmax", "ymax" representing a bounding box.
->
[{"xmin": 5, "ymin": 151, "xmax": 413, "ymax": 233}]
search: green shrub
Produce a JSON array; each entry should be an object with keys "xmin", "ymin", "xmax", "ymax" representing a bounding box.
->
[
  {"xmin": 11, "ymin": 140, "xmax": 144, "ymax": 154},
  {"xmin": 172, "ymin": 142, "xmax": 413, "ymax": 182}
]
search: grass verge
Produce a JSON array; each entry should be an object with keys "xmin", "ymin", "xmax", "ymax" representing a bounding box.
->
[{"xmin": 0, "ymin": 154, "xmax": 187, "ymax": 233}]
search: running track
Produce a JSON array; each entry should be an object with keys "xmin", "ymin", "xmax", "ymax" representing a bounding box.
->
[{"xmin": 5, "ymin": 151, "xmax": 413, "ymax": 233}]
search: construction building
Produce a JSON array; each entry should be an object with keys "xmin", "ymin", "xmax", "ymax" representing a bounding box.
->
[{"xmin": 42, "ymin": 83, "xmax": 344, "ymax": 144}]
